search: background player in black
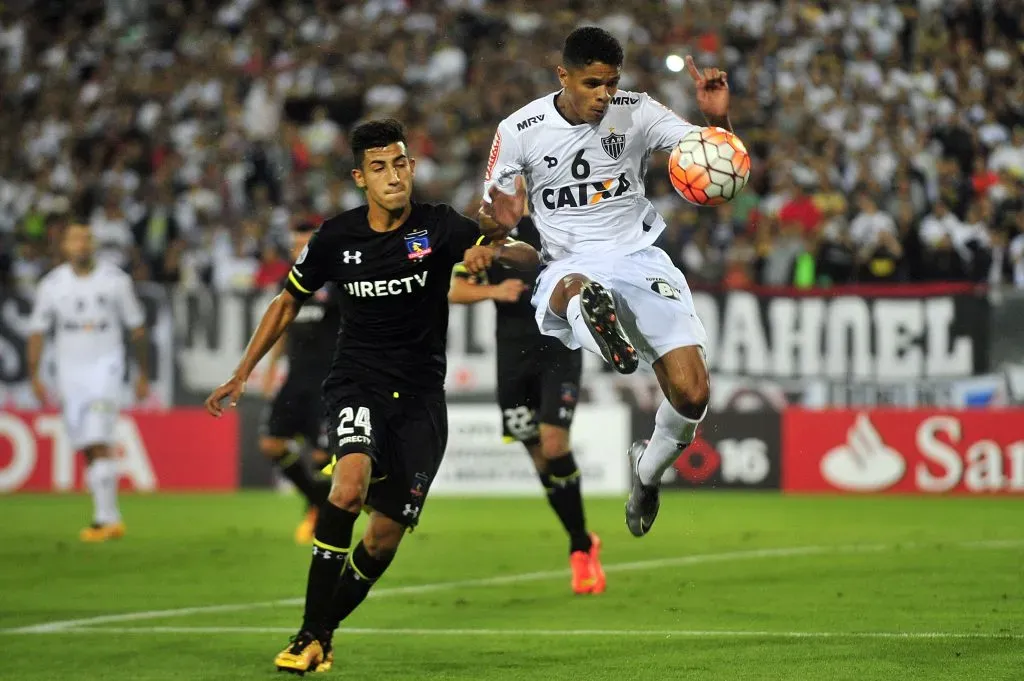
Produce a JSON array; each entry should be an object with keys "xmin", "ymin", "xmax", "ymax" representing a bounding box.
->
[
  {"xmin": 450, "ymin": 214, "xmax": 605, "ymax": 595},
  {"xmin": 204, "ymin": 119, "xmax": 539, "ymax": 675},
  {"xmin": 260, "ymin": 221, "xmax": 339, "ymax": 544}
]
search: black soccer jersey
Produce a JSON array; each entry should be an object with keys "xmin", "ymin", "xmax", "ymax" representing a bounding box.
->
[
  {"xmin": 454, "ymin": 216, "xmax": 543, "ymax": 341},
  {"xmin": 284, "ymin": 202, "xmax": 481, "ymax": 395},
  {"xmin": 285, "ymin": 281, "xmax": 342, "ymax": 380}
]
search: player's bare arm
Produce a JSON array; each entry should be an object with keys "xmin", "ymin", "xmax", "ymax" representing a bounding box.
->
[
  {"xmin": 26, "ymin": 332, "xmax": 47, "ymax": 404},
  {"xmin": 462, "ymin": 239, "xmax": 539, "ymax": 275},
  {"xmin": 449, "ymin": 274, "xmax": 528, "ymax": 305},
  {"xmin": 479, "ymin": 176, "xmax": 528, "ymax": 235},
  {"xmin": 205, "ymin": 290, "xmax": 301, "ymax": 417},
  {"xmin": 685, "ymin": 55, "xmax": 731, "ymax": 132},
  {"xmin": 129, "ymin": 326, "xmax": 149, "ymax": 401},
  {"xmin": 262, "ymin": 334, "xmax": 287, "ymax": 398}
]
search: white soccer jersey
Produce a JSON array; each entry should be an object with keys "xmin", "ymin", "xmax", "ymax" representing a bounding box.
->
[
  {"xmin": 483, "ymin": 90, "xmax": 698, "ymax": 261},
  {"xmin": 28, "ymin": 262, "xmax": 145, "ymax": 388}
]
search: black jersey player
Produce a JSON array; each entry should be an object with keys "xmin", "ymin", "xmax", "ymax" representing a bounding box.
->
[
  {"xmin": 450, "ymin": 214, "xmax": 604, "ymax": 594},
  {"xmin": 205, "ymin": 119, "xmax": 539, "ymax": 674},
  {"xmin": 260, "ymin": 222, "xmax": 339, "ymax": 544}
]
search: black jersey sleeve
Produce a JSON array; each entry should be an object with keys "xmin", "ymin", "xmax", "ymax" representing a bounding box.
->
[
  {"xmin": 284, "ymin": 224, "xmax": 333, "ymax": 301},
  {"xmin": 441, "ymin": 204, "xmax": 484, "ymax": 266}
]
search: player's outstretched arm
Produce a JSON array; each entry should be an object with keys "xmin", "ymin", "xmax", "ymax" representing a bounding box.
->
[
  {"xmin": 449, "ymin": 268, "xmax": 528, "ymax": 305},
  {"xmin": 26, "ymin": 333, "xmax": 47, "ymax": 405},
  {"xmin": 685, "ymin": 55, "xmax": 731, "ymax": 132},
  {"xmin": 205, "ymin": 290, "xmax": 300, "ymax": 417},
  {"xmin": 461, "ymin": 239, "xmax": 539, "ymax": 276}
]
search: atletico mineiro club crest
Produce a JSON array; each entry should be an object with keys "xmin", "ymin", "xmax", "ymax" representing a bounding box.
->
[{"xmin": 601, "ymin": 128, "xmax": 625, "ymax": 160}]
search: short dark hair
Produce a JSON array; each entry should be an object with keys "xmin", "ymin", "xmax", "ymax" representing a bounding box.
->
[
  {"xmin": 562, "ymin": 27, "xmax": 624, "ymax": 70},
  {"xmin": 293, "ymin": 221, "xmax": 316, "ymax": 234},
  {"xmin": 350, "ymin": 118, "xmax": 407, "ymax": 167}
]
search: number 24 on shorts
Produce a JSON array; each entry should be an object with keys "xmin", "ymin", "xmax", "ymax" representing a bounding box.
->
[{"xmin": 337, "ymin": 406, "xmax": 372, "ymax": 439}]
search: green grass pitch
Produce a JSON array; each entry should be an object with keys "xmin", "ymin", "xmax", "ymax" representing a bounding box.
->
[{"xmin": 0, "ymin": 492, "xmax": 1021, "ymax": 680}]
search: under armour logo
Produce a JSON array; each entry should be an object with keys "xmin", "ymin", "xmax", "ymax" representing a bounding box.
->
[
  {"xmin": 343, "ymin": 251, "xmax": 362, "ymax": 264},
  {"xmin": 402, "ymin": 504, "xmax": 420, "ymax": 519},
  {"xmin": 312, "ymin": 546, "xmax": 331, "ymax": 559},
  {"xmin": 544, "ymin": 156, "xmax": 558, "ymax": 168}
]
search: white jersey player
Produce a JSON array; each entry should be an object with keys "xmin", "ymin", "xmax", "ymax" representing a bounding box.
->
[
  {"xmin": 479, "ymin": 27, "xmax": 734, "ymax": 538},
  {"xmin": 27, "ymin": 223, "xmax": 149, "ymax": 542}
]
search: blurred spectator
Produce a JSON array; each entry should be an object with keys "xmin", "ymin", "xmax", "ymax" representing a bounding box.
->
[{"xmin": 2, "ymin": 0, "xmax": 1024, "ymax": 293}]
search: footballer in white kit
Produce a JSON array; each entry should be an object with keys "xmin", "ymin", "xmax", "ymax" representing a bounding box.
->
[
  {"xmin": 480, "ymin": 27, "xmax": 733, "ymax": 537},
  {"xmin": 27, "ymin": 223, "xmax": 149, "ymax": 542}
]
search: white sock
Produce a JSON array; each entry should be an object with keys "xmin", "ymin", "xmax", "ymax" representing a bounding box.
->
[
  {"xmin": 89, "ymin": 458, "xmax": 121, "ymax": 525},
  {"xmin": 637, "ymin": 400, "xmax": 706, "ymax": 486},
  {"xmin": 565, "ymin": 294, "xmax": 603, "ymax": 357}
]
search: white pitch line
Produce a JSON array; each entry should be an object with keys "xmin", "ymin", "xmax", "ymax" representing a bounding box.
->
[
  {"xmin": 13, "ymin": 626, "xmax": 1024, "ymax": 641},
  {"xmin": 5, "ymin": 539, "xmax": 1022, "ymax": 635}
]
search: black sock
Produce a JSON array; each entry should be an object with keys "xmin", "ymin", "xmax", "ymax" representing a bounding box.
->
[
  {"xmin": 274, "ymin": 446, "xmax": 322, "ymax": 508},
  {"xmin": 328, "ymin": 540, "xmax": 394, "ymax": 631},
  {"xmin": 301, "ymin": 503, "xmax": 358, "ymax": 638},
  {"xmin": 546, "ymin": 452, "xmax": 591, "ymax": 554}
]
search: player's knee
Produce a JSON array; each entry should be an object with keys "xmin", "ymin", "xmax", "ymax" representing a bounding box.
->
[
  {"xmin": 539, "ymin": 427, "xmax": 570, "ymax": 460},
  {"xmin": 667, "ymin": 376, "xmax": 710, "ymax": 420},
  {"xmin": 363, "ymin": 518, "xmax": 404, "ymax": 558},
  {"xmin": 327, "ymin": 481, "xmax": 364, "ymax": 514}
]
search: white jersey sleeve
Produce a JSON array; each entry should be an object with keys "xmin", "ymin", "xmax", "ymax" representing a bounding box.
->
[
  {"xmin": 482, "ymin": 120, "xmax": 526, "ymax": 202},
  {"xmin": 28, "ymin": 275, "xmax": 57, "ymax": 334},
  {"xmin": 641, "ymin": 94, "xmax": 700, "ymax": 153},
  {"xmin": 114, "ymin": 271, "xmax": 145, "ymax": 329}
]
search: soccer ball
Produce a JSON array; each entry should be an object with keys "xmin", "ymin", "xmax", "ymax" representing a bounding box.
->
[{"xmin": 668, "ymin": 127, "xmax": 751, "ymax": 206}]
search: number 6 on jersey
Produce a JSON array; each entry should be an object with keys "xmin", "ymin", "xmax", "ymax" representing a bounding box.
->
[{"xmin": 337, "ymin": 406, "xmax": 372, "ymax": 438}]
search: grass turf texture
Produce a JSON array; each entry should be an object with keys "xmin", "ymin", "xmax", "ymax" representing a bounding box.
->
[{"xmin": 0, "ymin": 493, "xmax": 1021, "ymax": 680}]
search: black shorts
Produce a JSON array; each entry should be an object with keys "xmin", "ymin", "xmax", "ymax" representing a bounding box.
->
[
  {"xmin": 261, "ymin": 379, "xmax": 329, "ymax": 451},
  {"xmin": 496, "ymin": 335, "xmax": 582, "ymax": 444},
  {"xmin": 324, "ymin": 380, "xmax": 448, "ymax": 528}
]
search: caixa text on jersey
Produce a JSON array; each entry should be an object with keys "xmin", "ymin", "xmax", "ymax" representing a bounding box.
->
[{"xmin": 541, "ymin": 173, "xmax": 632, "ymax": 210}]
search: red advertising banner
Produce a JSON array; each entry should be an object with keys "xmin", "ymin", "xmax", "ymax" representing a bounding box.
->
[
  {"xmin": 782, "ymin": 408, "xmax": 1024, "ymax": 494},
  {"xmin": 0, "ymin": 410, "xmax": 238, "ymax": 493}
]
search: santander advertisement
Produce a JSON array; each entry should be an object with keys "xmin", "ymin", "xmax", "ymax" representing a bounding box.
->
[
  {"xmin": 0, "ymin": 410, "xmax": 238, "ymax": 492},
  {"xmin": 783, "ymin": 409, "xmax": 1024, "ymax": 494}
]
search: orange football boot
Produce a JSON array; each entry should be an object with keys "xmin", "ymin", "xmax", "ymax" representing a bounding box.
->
[
  {"xmin": 295, "ymin": 507, "xmax": 318, "ymax": 545},
  {"xmin": 588, "ymin": 532, "xmax": 606, "ymax": 594},
  {"xmin": 79, "ymin": 522, "xmax": 126, "ymax": 543}
]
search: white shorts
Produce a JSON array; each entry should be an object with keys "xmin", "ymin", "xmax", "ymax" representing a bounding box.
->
[
  {"xmin": 62, "ymin": 397, "xmax": 119, "ymax": 451},
  {"xmin": 531, "ymin": 246, "xmax": 708, "ymax": 365},
  {"xmin": 58, "ymin": 358, "xmax": 123, "ymax": 451}
]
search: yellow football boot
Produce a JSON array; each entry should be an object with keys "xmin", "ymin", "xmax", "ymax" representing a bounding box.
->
[
  {"xmin": 274, "ymin": 632, "xmax": 324, "ymax": 675},
  {"xmin": 79, "ymin": 522, "xmax": 126, "ymax": 543}
]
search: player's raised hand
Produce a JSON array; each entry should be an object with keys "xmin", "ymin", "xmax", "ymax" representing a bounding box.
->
[
  {"xmin": 685, "ymin": 55, "xmax": 729, "ymax": 119},
  {"xmin": 462, "ymin": 244, "xmax": 497, "ymax": 275},
  {"xmin": 481, "ymin": 176, "xmax": 527, "ymax": 233},
  {"xmin": 205, "ymin": 375, "xmax": 246, "ymax": 418},
  {"xmin": 493, "ymin": 278, "xmax": 528, "ymax": 303}
]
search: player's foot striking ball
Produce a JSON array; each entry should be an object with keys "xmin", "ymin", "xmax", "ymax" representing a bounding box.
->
[
  {"xmin": 481, "ymin": 26, "xmax": 724, "ymax": 537},
  {"xmin": 205, "ymin": 119, "xmax": 540, "ymax": 672},
  {"xmin": 450, "ymin": 216, "xmax": 605, "ymax": 594}
]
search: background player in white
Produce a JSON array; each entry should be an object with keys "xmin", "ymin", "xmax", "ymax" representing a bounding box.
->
[
  {"xmin": 480, "ymin": 27, "xmax": 732, "ymax": 537},
  {"xmin": 27, "ymin": 223, "xmax": 149, "ymax": 542}
]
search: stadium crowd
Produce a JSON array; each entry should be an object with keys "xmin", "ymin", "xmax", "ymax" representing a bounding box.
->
[{"xmin": 1, "ymin": 0, "xmax": 1023, "ymax": 295}]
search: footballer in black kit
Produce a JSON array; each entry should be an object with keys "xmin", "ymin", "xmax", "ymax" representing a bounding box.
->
[
  {"xmin": 450, "ymin": 215, "xmax": 604, "ymax": 595},
  {"xmin": 205, "ymin": 118, "xmax": 538, "ymax": 675},
  {"xmin": 260, "ymin": 222, "xmax": 339, "ymax": 544}
]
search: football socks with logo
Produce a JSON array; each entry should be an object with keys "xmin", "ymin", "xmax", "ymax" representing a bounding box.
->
[
  {"xmin": 638, "ymin": 400, "xmax": 705, "ymax": 486},
  {"xmin": 328, "ymin": 540, "xmax": 395, "ymax": 630},
  {"xmin": 565, "ymin": 295, "xmax": 603, "ymax": 357},
  {"xmin": 546, "ymin": 452, "xmax": 592, "ymax": 554},
  {"xmin": 301, "ymin": 503, "xmax": 358, "ymax": 637},
  {"xmin": 86, "ymin": 458, "xmax": 121, "ymax": 526},
  {"xmin": 274, "ymin": 444, "xmax": 326, "ymax": 507}
]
